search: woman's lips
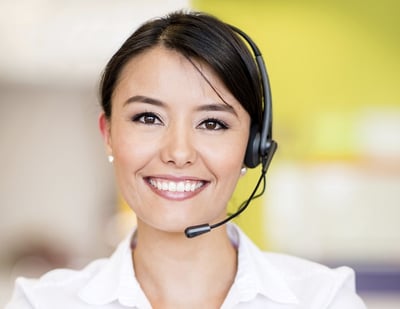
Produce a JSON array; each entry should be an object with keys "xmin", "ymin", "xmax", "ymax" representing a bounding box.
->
[{"xmin": 145, "ymin": 177, "xmax": 208, "ymax": 201}]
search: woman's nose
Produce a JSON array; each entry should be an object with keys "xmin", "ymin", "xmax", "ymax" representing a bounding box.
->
[{"xmin": 160, "ymin": 123, "xmax": 197, "ymax": 167}]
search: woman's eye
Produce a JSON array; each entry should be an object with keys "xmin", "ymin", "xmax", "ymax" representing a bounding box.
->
[
  {"xmin": 199, "ymin": 119, "xmax": 229, "ymax": 130},
  {"xmin": 131, "ymin": 112, "xmax": 161, "ymax": 125}
]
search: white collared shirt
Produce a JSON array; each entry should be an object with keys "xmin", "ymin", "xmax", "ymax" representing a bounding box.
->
[{"xmin": 6, "ymin": 224, "xmax": 366, "ymax": 308}]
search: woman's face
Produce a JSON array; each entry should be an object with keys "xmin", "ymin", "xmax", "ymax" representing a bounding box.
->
[{"xmin": 100, "ymin": 46, "xmax": 251, "ymax": 234}]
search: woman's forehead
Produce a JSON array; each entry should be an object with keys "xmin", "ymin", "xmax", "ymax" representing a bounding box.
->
[{"xmin": 113, "ymin": 46, "xmax": 246, "ymax": 113}]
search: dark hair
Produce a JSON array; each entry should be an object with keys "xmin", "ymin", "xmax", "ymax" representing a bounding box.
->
[{"xmin": 100, "ymin": 11, "xmax": 263, "ymax": 126}]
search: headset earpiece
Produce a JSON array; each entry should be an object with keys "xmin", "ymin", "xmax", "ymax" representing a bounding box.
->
[{"xmin": 244, "ymin": 124, "xmax": 261, "ymax": 168}]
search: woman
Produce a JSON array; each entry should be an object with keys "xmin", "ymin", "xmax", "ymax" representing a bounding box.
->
[{"xmin": 7, "ymin": 11, "xmax": 366, "ymax": 308}]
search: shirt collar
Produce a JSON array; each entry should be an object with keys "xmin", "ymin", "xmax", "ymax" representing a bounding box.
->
[{"xmin": 78, "ymin": 224, "xmax": 299, "ymax": 307}]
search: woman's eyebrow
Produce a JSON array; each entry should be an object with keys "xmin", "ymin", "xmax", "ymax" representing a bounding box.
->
[
  {"xmin": 196, "ymin": 103, "xmax": 238, "ymax": 116},
  {"xmin": 123, "ymin": 95, "xmax": 164, "ymax": 107},
  {"xmin": 123, "ymin": 95, "xmax": 238, "ymax": 116}
]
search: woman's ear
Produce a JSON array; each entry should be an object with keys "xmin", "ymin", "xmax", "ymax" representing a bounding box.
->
[{"xmin": 99, "ymin": 113, "xmax": 112, "ymax": 155}]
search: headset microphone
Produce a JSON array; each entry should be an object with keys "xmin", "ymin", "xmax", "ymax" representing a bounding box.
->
[
  {"xmin": 185, "ymin": 24, "xmax": 278, "ymax": 238},
  {"xmin": 185, "ymin": 143, "xmax": 276, "ymax": 238}
]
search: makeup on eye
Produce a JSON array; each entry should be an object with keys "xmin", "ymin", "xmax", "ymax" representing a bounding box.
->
[
  {"xmin": 131, "ymin": 112, "xmax": 163, "ymax": 125},
  {"xmin": 124, "ymin": 96, "xmax": 237, "ymax": 130},
  {"xmin": 131, "ymin": 112, "xmax": 230, "ymax": 131},
  {"xmin": 197, "ymin": 118, "xmax": 229, "ymax": 130}
]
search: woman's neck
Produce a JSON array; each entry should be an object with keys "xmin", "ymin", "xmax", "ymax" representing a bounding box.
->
[{"xmin": 132, "ymin": 223, "xmax": 237, "ymax": 309}]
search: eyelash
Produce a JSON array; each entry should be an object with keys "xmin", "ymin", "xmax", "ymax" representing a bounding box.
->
[
  {"xmin": 131, "ymin": 113, "xmax": 229, "ymax": 131},
  {"xmin": 131, "ymin": 112, "xmax": 162, "ymax": 125},
  {"xmin": 198, "ymin": 118, "xmax": 229, "ymax": 131}
]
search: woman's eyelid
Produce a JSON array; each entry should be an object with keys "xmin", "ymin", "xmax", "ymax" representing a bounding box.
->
[
  {"xmin": 199, "ymin": 110, "xmax": 234, "ymax": 126},
  {"xmin": 131, "ymin": 111, "xmax": 163, "ymax": 124},
  {"xmin": 129, "ymin": 106, "xmax": 234, "ymax": 129},
  {"xmin": 198, "ymin": 117, "xmax": 230, "ymax": 130},
  {"xmin": 125, "ymin": 101, "xmax": 164, "ymax": 121}
]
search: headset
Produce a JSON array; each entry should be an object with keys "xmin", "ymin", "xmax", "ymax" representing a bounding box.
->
[
  {"xmin": 185, "ymin": 24, "xmax": 278, "ymax": 238},
  {"xmin": 228, "ymin": 25, "xmax": 278, "ymax": 169}
]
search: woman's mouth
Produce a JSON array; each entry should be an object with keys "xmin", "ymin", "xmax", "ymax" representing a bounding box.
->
[{"xmin": 145, "ymin": 177, "xmax": 208, "ymax": 200}]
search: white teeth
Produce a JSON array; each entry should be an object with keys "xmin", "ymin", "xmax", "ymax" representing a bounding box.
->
[
  {"xmin": 149, "ymin": 179, "xmax": 204, "ymax": 192},
  {"xmin": 168, "ymin": 182, "xmax": 177, "ymax": 192},
  {"xmin": 177, "ymin": 182, "xmax": 185, "ymax": 192}
]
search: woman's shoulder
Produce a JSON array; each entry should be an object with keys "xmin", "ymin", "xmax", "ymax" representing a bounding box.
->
[
  {"xmin": 6, "ymin": 231, "xmax": 136, "ymax": 308},
  {"xmin": 231, "ymin": 224, "xmax": 366, "ymax": 308},
  {"xmin": 260, "ymin": 251, "xmax": 366, "ymax": 308},
  {"xmin": 5, "ymin": 258, "xmax": 108, "ymax": 309}
]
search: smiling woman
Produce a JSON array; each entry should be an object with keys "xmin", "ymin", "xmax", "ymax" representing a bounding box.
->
[
  {"xmin": 100, "ymin": 46, "xmax": 250, "ymax": 237},
  {"xmin": 6, "ymin": 10, "xmax": 366, "ymax": 309}
]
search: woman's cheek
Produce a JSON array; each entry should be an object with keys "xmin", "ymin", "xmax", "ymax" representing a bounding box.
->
[{"xmin": 113, "ymin": 127, "xmax": 157, "ymax": 161}]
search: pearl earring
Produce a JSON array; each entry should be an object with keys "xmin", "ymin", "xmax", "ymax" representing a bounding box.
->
[
  {"xmin": 240, "ymin": 167, "xmax": 247, "ymax": 176},
  {"xmin": 108, "ymin": 155, "xmax": 114, "ymax": 163}
]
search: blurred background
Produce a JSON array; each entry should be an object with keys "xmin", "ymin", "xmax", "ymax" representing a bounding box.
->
[{"xmin": 1, "ymin": 0, "xmax": 399, "ymax": 308}]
